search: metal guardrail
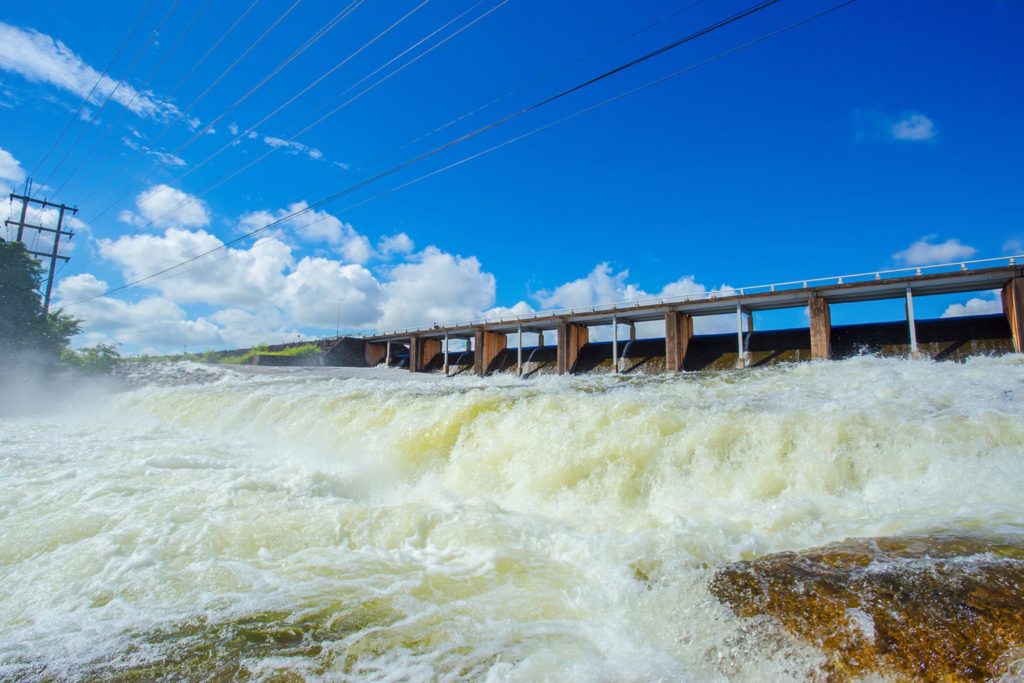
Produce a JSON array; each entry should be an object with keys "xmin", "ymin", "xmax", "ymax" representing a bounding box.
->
[{"xmin": 358, "ymin": 255, "xmax": 1021, "ymax": 339}]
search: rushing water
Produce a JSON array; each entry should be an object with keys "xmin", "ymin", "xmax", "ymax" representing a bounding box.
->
[{"xmin": 2, "ymin": 356, "xmax": 1024, "ymax": 681}]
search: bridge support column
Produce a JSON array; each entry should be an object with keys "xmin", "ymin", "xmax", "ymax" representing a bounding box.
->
[
  {"xmin": 365, "ymin": 342, "xmax": 387, "ymax": 367},
  {"xmin": 629, "ymin": 322, "xmax": 636, "ymax": 341},
  {"xmin": 557, "ymin": 321, "xmax": 588, "ymax": 375},
  {"xmin": 735, "ymin": 303, "xmax": 747, "ymax": 369},
  {"xmin": 409, "ymin": 336, "xmax": 440, "ymax": 372},
  {"xmin": 664, "ymin": 311, "xmax": 692, "ymax": 372},
  {"xmin": 905, "ymin": 287, "xmax": 921, "ymax": 359},
  {"xmin": 517, "ymin": 325, "xmax": 523, "ymax": 376},
  {"xmin": 1003, "ymin": 277, "xmax": 1024, "ymax": 353},
  {"xmin": 474, "ymin": 329, "xmax": 506, "ymax": 376},
  {"xmin": 443, "ymin": 334, "xmax": 450, "ymax": 376},
  {"xmin": 611, "ymin": 314, "xmax": 619, "ymax": 374},
  {"xmin": 809, "ymin": 296, "xmax": 831, "ymax": 360}
]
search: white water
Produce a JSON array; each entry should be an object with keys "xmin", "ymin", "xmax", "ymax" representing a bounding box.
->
[{"xmin": 2, "ymin": 356, "xmax": 1024, "ymax": 681}]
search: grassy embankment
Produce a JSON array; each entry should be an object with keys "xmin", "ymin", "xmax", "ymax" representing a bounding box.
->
[{"xmin": 217, "ymin": 343, "xmax": 321, "ymax": 364}]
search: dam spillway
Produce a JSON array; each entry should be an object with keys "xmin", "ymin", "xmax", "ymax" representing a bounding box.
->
[{"xmin": 347, "ymin": 258, "xmax": 1024, "ymax": 375}]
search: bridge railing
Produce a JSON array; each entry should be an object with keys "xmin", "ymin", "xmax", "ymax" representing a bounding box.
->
[{"xmin": 360, "ymin": 254, "xmax": 1021, "ymax": 339}]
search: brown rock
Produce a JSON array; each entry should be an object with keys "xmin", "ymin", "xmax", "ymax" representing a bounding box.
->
[{"xmin": 709, "ymin": 534, "xmax": 1024, "ymax": 680}]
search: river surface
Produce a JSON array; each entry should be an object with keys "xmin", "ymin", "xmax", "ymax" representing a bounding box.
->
[{"xmin": 2, "ymin": 356, "xmax": 1024, "ymax": 681}]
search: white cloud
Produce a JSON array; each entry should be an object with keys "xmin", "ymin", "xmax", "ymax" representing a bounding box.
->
[
  {"xmin": 0, "ymin": 145, "xmax": 26, "ymax": 194},
  {"xmin": 54, "ymin": 273, "xmax": 226, "ymax": 349},
  {"xmin": 237, "ymin": 201, "xmax": 372, "ymax": 263},
  {"xmin": 377, "ymin": 232, "xmax": 415, "ymax": 257},
  {"xmin": 118, "ymin": 184, "xmax": 210, "ymax": 229},
  {"xmin": 942, "ymin": 290, "xmax": 1002, "ymax": 318},
  {"xmin": 891, "ymin": 113, "xmax": 936, "ymax": 142},
  {"xmin": 0, "ymin": 22, "xmax": 183, "ymax": 121},
  {"xmin": 121, "ymin": 137, "xmax": 186, "ymax": 167},
  {"xmin": 378, "ymin": 247, "xmax": 496, "ymax": 330},
  {"xmin": 1003, "ymin": 238, "xmax": 1023, "ymax": 255},
  {"xmin": 263, "ymin": 135, "xmax": 322, "ymax": 161},
  {"xmin": 893, "ymin": 235, "xmax": 976, "ymax": 266},
  {"xmin": 533, "ymin": 263, "xmax": 736, "ymax": 337},
  {"xmin": 96, "ymin": 225, "xmax": 384, "ymax": 328},
  {"xmin": 228, "ymin": 122, "xmax": 239, "ymax": 136}
]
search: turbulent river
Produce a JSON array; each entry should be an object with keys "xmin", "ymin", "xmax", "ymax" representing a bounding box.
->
[{"xmin": 2, "ymin": 356, "xmax": 1024, "ymax": 681}]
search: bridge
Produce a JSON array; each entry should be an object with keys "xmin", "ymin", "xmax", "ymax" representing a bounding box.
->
[{"xmin": 335, "ymin": 256, "xmax": 1024, "ymax": 375}]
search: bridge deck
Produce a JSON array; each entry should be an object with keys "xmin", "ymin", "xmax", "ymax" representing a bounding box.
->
[{"xmin": 363, "ymin": 264, "xmax": 1021, "ymax": 342}]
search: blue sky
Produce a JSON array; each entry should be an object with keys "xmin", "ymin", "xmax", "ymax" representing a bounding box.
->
[{"xmin": 0, "ymin": 0, "xmax": 1021, "ymax": 352}]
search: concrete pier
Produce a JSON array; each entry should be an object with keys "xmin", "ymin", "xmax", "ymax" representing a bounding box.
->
[
  {"xmin": 808, "ymin": 296, "xmax": 831, "ymax": 360},
  {"xmin": 1003, "ymin": 277, "xmax": 1024, "ymax": 352},
  {"xmin": 557, "ymin": 321, "xmax": 589, "ymax": 374},
  {"xmin": 409, "ymin": 335, "xmax": 441, "ymax": 372},
  {"xmin": 365, "ymin": 342, "xmax": 387, "ymax": 367},
  {"xmin": 474, "ymin": 329, "xmax": 507, "ymax": 376},
  {"xmin": 664, "ymin": 311, "xmax": 692, "ymax": 372}
]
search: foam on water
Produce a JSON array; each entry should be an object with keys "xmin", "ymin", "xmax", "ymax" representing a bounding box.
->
[{"xmin": 2, "ymin": 356, "xmax": 1024, "ymax": 680}]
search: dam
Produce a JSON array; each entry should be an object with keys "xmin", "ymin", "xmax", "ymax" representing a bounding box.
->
[{"xmin": 326, "ymin": 256, "xmax": 1023, "ymax": 375}]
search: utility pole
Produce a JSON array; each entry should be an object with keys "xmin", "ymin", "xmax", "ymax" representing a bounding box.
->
[{"xmin": 5, "ymin": 192, "xmax": 77, "ymax": 315}]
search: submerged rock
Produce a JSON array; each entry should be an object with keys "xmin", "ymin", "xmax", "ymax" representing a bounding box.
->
[{"xmin": 709, "ymin": 534, "xmax": 1024, "ymax": 680}]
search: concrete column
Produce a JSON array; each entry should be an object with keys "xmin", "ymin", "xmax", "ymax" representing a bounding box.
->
[
  {"xmin": 905, "ymin": 286, "xmax": 920, "ymax": 359},
  {"xmin": 474, "ymin": 329, "xmax": 507, "ymax": 376},
  {"xmin": 517, "ymin": 325, "xmax": 523, "ymax": 376},
  {"xmin": 538, "ymin": 331, "xmax": 544, "ymax": 347},
  {"xmin": 735, "ymin": 303, "xmax": 746, "ymax": 369},
  {"xmin": 557, "ymin": 321, "xmax": 589, "ymax": 375},
  {"xmin": 809, "ymin": 296, "xmax": 831, "ymax": 360},
  {"xmin": 1003, "ymin": 277, "xmax": 1024, "ymax": 352},
  {"xmin": 664, "ymin": 311, "xmax": 692, "ymax": 372},
  {"xmin": 411, "ymin": 336, "xmax": 441, "ymax": 372},
  {"xmin": 611, "ymin": 314, "xmax": 619, "ymax": 374},
  {"xmin": 408, "ymin": 335, "xmax": 419, "ymax": 372},
  {"xmin": 629, "ymin": 322, "xmax": 636, "ymax": 341},
  {"xmin": 385, "ymin": 339, "xmax": 392, "ymax": 367},
  {"xmin": 443, "ymin": 334, "xmax": 450, "ymax": 376},
  {"xmin": 365, "ymin": 342, "xmax": 387, "ymax": 367}
]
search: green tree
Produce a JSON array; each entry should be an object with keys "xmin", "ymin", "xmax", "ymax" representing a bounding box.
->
[
  {"xmin": 61, "ymin": 343, "xmax": 121, "ymax": 374},
  {"xmin": 0, "ymin": 240, "xmax": 81, "ymax": 357}
]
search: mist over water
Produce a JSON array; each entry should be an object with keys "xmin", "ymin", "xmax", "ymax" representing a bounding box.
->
[{"xmin": 2, "ymin": 356, "xmax": 1024, "ymax": 680}]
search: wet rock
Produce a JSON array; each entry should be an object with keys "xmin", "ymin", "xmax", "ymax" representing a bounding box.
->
[{"xmin": 709, "ymin": 533, "xmax": 1024, "ymax": 680}]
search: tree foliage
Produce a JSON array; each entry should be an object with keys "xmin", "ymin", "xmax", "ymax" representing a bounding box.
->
[{"xmin": 0, "ymin": 239, "xmax": 81, "ymax": 358}]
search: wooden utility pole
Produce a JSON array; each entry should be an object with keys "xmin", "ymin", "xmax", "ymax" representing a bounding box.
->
[{"xmin": 5, "ymin": 193, "xmax": 77, "ymax": 314}]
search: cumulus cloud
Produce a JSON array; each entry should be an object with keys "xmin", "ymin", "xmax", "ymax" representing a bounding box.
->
[
  {"xmin": 893, "ymin": 235, "xmax": 976, "ymax": 266},
  {"xmin": 237, "ymin": 201, "xmax": 372, "ymax": 263},
  {"xmin": 0, "ymin": 21, "xmax": 183, "ymax": 121},
  {"xmin": 0, "ymin": 145, "xmax": 26, "ymax": 194},
  {"xmin": 891, "ymin": 113, "xmax": 936, "ymax": 142},
  {"xmin": 378, "ymin": 247, "xmax": 496, "ymax": 330},
  {"xmin": 941, "ymin": 290, "xmax": 1002, "ymax": 318},
  {"xmin": 118, "ymin": 184, "xmax": 210, "ymax": 229},
  {"xmin": 54, "ymin": 273, "xmax": 226, "ymax": 349},
  {"xmin": 377, "ymin": 232, "xmax": 415, "ymax": 258},
  {"xmin": 534, "ymin": 263, "xmax": 736, "ymax": 337}
]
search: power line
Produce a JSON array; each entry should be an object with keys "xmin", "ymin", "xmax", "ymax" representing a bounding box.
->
[
  {"xmin": 119, "ymin": 0, "xmax": 858, "ymax": 300},
  {"xmin": 50, "ymin": 0, "xmax": 216, "ymax": 199},
  {"xmin": 72, "ymin": 0, "xmax": 266, "ymax": 208},
  {"xmin": 72, "ymin": 0, "xmax": 790, "ymax": 301},
  {"xmin": 85, "ymin": 0, "xmax": 361, "ymax": 224},
  {"xmin": 155, "ymin": 0, "xmax": 429, "ymax": 190},
  {"xmin": 178, "ymin": 0, "xmax": 365, "ymax": 149},
  {"xmin": 28, "ymin": 0, "xmax": 158, "ymax": 179},
  {"xmin": 38, "ymin": 0, "xmax": 183, "ymax": 190},
  {"xmin": 134, "ymin": 0, "xmax": 506, "ymax": 234}
]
